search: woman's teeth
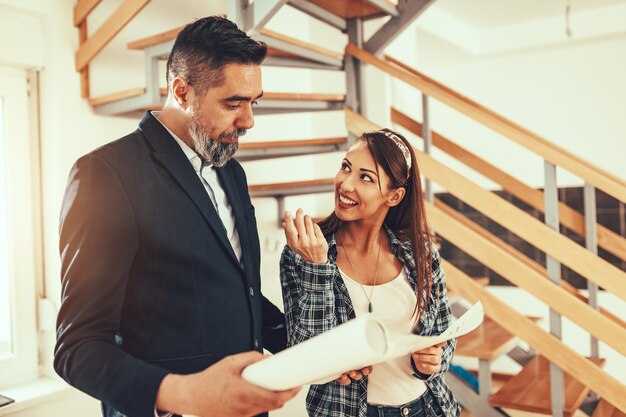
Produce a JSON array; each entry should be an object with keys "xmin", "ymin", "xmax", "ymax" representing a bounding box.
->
[{"xmin": 339, "ymin": 195, "xmax": 358, "ymax": 205}]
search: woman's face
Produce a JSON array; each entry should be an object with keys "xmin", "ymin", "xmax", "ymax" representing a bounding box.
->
[{"xmin": 334, "ymin": 141, "xmax": 400, "ymax": 222}]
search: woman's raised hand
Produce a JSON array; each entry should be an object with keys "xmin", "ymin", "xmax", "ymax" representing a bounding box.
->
[{"xmin": 283, "ymin": 209, "xmax": 328, "ymax": 264}]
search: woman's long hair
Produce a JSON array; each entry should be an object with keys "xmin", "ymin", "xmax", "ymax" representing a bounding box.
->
[{"xmin": 318, "ymin": 129, "xmax": 433, "ymax": 318}]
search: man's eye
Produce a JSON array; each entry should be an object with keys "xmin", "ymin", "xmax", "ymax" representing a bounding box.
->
[{"xmin": 226, "ymin": 104, "xmax": 240, "ymax": 110}]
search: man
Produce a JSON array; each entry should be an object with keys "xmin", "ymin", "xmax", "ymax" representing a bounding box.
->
[{"xmin": 55, "ymin": 16, "xmax": 300, "ymax": 417}]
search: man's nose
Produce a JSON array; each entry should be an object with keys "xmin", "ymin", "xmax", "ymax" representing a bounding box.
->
[{"xmin": 236, "ymin": 104, "xmax": 255, "ymax": 130}]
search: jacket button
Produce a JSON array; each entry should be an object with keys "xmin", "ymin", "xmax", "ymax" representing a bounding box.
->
[
  {"xmin": 249, "ymin": 286, "xmax": 255, "ymax": 297},
  {"xmin": 401, "ymin": 407, "xmax": 409, "ymax": 416}
]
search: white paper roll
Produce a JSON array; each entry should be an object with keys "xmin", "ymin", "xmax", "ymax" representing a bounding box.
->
[{"xmin": 242, "ymin": 314, "xmax": 388, "ymax": 390}]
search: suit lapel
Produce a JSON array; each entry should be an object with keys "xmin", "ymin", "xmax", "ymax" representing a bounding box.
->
[
  {"xmin": 217, "ymin": 165, "xmax": 254, "ymax": 278},
  {"xmin": 139, "ymin": 112, "xmax": 240, "ymax": 268}
]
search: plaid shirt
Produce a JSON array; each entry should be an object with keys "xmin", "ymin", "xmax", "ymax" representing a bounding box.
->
[{"xmin": 280, "ymin": 226, "xmax": 460, "ymax": 417}]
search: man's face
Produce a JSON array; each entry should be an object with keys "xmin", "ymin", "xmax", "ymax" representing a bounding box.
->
[{"xmin": 187, "ymin": 63, "xmax": 262, "ymax": 166}]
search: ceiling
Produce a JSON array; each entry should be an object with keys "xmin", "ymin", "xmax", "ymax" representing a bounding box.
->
[{"xmin": 434, "ymin": 0, "xmax": 626, "ymax": 28}]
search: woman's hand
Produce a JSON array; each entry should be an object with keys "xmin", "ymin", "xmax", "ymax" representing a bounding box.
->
[
  {"xmin": 283, "ymin": 209, "xmax": 328, "ymax": 264},
  {"xmin": 335, "ymin": 366, "xmax": 373, "ymax": 385},
  {"xmin": 411, "ymin": 342, "xmax": 446, "ymax": 375}
]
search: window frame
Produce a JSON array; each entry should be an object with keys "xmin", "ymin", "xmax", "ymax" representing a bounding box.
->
[{"xmin": 0, "ymin": 66, "xmax": 40, "ymax": 389}]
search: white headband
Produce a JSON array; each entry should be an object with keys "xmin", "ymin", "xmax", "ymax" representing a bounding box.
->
[{"xmin": 381, "ymin": 130, "xmax": 412, "ymax": 181}]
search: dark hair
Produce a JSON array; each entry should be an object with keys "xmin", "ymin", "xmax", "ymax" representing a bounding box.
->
[
  {"xmin": 318, "ymin": 129, "xmax": 434, "ymax": 318},
  {"xmin": 166, "ymin": 16, "xmax": 267, "ymax": 96}
]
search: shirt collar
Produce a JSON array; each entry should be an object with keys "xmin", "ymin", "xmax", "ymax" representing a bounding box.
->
[{"xmin": 151, "ymin": 111, "xmax": 207, "ymax": 171}]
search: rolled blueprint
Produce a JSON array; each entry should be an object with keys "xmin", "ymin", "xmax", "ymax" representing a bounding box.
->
[
  {"xmin": 242, "ymin": 314, "xmax": 388, "ymax": 390},
  {"xmin": 242, "ymin": 302, "xmax": 484, "ymax": 391}
]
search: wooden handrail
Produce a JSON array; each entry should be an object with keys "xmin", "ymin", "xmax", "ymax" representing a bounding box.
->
[
  {"xmin": 344, "ymin": 43, "xmax": 626, "ymax": 203},
  {"xmin": 435, "ymin": 199, "xmax": 626, "ymax": 329},
  {"xmin": 391, "ymin": 107, "xmax": 626, "ymax": 262},
  {"xmin": 442, "ymin": 258, "xmax": 626, "ymax": 413},
  {"xmin": 75, "ymin": 0, "xmax": 151, "ymax": 72},
  {"xmin": 346, "ymin": 107, "xmax": 626, "ymax": 302},
  {"xmin": 424, "ymin": 200, "xmax": 626, "ymax": 356},
  {"xmin": 73, "ymin": 0, "xmax": 102, "ymax": 27}
]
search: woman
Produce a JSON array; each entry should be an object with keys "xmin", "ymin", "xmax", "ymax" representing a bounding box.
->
[{"xmin": 280, "ymin": 129, "xmax": 460, "ymax": 417}]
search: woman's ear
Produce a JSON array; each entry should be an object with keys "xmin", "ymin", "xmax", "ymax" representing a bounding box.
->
[{"xmin": 387, "ymin": 187, "xmax": 406, "ymax": 207}]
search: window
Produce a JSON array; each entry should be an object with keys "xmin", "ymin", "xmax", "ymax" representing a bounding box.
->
[{"xmin": 0, "ymin": 67, "xmax": 39, "ymax": 388}]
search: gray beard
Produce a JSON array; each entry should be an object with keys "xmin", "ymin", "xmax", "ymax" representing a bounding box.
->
[{"xmin": 188, "ymin": 120, "xmax": 244, "ymax": 167}]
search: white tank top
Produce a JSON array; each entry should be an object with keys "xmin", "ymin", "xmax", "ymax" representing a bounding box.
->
[{"xmin": 338, "ymin": 266, "xmax": 427, "ymax": 406}]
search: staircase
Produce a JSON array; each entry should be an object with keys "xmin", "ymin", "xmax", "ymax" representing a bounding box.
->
[{"xmin": 72, "ymin": 1, "xmax": 626, "ymax": 416}]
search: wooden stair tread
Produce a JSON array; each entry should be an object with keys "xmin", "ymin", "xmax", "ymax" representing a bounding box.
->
[
  {"xmin": 592, "ymin": 398, "xmax": 626, "ymax": 417},
  {"xmin": 88, "ymin": 87, "xmax": 149, "ymax": 107},
  {"xmin": 262, "ymin": 92, "xmax": 345, "ymax": 101},
  {"xmin": 89, "ymin": 88, "xmax": 344, "ymax": 108},
  {"xmin": 128, "ymin": 26, "xmax": 342, "ymax": 62},
  {"xmin": 489, "ymin": 355, "xmax": 606, "ymax": 416},
  {"xmin": 249, "ymin": 178, "xmax": 334, "ymax": 192},
  {"xmin": 309, "ymin": 0, "xmax": 396, "ymax": 19},
  {"xmin": 455, "ymin": 316, "xmax": 540, "ymax": 360},
  {"xmin": 127, "ymin": 25, "xmax": 183, "ymax": 50},
  {"xmin": 239, "ymin": 137, "xmax": 346, "ymax": 150},
  {"xmin": 260, "ymin": 28, "xmax": 343, "ymax": 61}
]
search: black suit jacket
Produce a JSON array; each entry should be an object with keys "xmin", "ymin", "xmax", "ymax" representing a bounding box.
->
[{"xmin": 54, "ymin": 112, "xmax": 286, "ymax": 417}]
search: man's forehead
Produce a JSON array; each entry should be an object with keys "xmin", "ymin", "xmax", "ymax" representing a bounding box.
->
[{"xmin": 208, "ymin": 63, "xmax": 261, "ymax": 98}]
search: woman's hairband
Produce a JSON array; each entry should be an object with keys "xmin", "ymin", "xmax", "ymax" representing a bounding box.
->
[{"xmin": 381, "ymin": 130, "xmax": 412, "ymax": 180}]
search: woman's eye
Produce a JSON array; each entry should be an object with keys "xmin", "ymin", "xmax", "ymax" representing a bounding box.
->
[
  {"xmin": 361, "ymin": 174, "xmax": 373, "ymax": 182},
  {"xmin": 341, "ymin": 162, "xmax": 351, "ymax": 172}
]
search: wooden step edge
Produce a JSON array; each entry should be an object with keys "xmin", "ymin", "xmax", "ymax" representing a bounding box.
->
[
  {"xmin": 240, "ymin": 136, "xmax": 346, "ymax": 150},
  {"xmin": 89, "ymin": 87, "xmax": 167, "ymax": 108},
  {"xmin": 128, "ymin": 26, "xmax": 184, "ymax": 50},
  {"xmin": 127, "ymin": 25, "xmax": 343, "ymax": 64},
  {"xmin": 592, "ymin": 398, "xmax": 626, "ymax": 417},
  {"xmin": 454, "ymin": 316, "xmax": 541, "ymax": 360},
  {"xmin": 259, "ymin": 28, "xmax": 343, "ymax": 61},
  {"xmin": 262, "ymin": 92, "xmax": 345, "ymax": 102},
  {"xmin": 248, "ymin": 178, "xmax": 334, "ymax": 192},
  {"xmin": 89, "ymin": 87, "xmax": 147, "ymax": 107},
  {"xmin": 488, "ymin": 356, "xmax": 606, "ymax": 416},
  {"xmin": 309, "ymin": 0, "xmax": 397, "ymax": 19},
  {"xmin": 90, "ymin": 88, "xmax": 344, "ymax": 109}
]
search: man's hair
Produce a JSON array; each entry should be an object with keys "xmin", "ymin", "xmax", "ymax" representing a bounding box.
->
[{"xmin": 166, "ymin": 16, "xmax": 267, "ymax": 96}]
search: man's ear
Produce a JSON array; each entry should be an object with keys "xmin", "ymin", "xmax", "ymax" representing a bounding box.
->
[
  {"xmin": 387, "ymin": 187, "xmax": 406, "ymax": 207},
  {"xmin": 171, "ymin": 77, "xmax": 191, "ymax": 109}
]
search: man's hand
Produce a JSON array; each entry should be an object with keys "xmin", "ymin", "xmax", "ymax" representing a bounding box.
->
[
  {"xmin": 283, "ymin": 209, "xmax": 328, "ymax": 264},
  {"xmin": 411, "ymin": 342, "xmax": 446, "ymax": 376},
  {"xmin": 335, "ymin": 366, "xmax": 373, "ymax": 385},
  {"xmin": 156, "ymin": 351, "xmax": 301, "ymax": 417}
]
